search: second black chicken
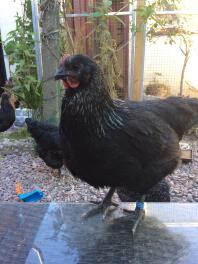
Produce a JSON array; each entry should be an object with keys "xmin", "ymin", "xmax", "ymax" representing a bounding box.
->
[
  {"xmin": 25, "ymin": 118, "xmax": 63, "ymax": 174},
  {"xmin": 0, "ymin": 92, "xmax": 16, "ymax": 132}
]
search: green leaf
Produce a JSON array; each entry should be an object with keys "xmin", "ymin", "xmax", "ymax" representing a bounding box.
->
[
  {"xmin": 92, "ymin": 11, "xmax": 104, "ymax": 17},
  {"xmin": 4, "ymin": 0, "xmax": 43, "ymax": 112},
  {"xmin": 26, "ymin": 83, "xmax": 31, "ymax": 92},
  {"xmin": 4, "ymin": 41, "xmax": 16, "ymax": 55},
  {"xmin": 103, "ymin": 0, "xmax": 112, "ymax": 8}
]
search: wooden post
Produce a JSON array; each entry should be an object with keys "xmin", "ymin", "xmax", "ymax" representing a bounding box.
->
[
  {"xmin": 131, "ymin": 0, "xmax": 146, "ymax": 101},
  {"xmin": 41, "ymin": 0, "xmax": 61, "ymax": 125}
]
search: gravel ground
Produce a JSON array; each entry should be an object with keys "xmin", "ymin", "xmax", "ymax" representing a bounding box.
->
[{"xmin": 0, "ymin": 133, "xmax": 198, "ymax": 203}]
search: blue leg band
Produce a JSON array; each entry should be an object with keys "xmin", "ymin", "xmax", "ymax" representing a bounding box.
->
[{"xmin": 135, "ymin": 201, "xmax": 144, "ymax": 210}]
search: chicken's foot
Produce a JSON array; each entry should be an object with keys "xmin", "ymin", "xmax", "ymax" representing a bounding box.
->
[
  {"xmin": 82, "ymin": 187, "xmax": 116, "ymax": 219},
  {"xmin": 131, "ymin": 195, "xmax": 146, "ymax": 236}
]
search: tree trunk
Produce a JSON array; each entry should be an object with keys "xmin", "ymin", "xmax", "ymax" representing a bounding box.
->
[
  {"xmin": 179, "ymin": 51, "xmax": 190, "ymax": 96},
  {"xmin": 41, "ymin": 0, "xmax": 61, "ymax": 125}
]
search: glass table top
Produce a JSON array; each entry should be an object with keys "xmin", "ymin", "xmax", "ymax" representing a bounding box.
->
[{"xmin": 0, "ymin": 203, "xmax": 198, "ymax": 264}]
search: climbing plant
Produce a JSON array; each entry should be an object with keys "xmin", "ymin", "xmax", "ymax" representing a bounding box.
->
[
  {"xmin": 131, "ymin": 0, "xmax": 181, "ymax": 39},
  {"xmin": 60, "ymin": 0, "xmax": 127, "ymax": 98},
  {"xmin": 4, "ymin": 0, "xmax": 42, "ymax": 114}
]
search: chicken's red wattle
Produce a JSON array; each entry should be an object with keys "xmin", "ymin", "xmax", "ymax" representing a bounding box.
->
[{"xmin": 62, "ymin": 79, "xmax": 80, "ymax": 89}]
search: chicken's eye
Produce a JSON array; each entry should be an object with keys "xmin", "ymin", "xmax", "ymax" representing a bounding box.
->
[{"xmin": 72, "ymin": 64, "xmax": 81, "ymax": 70}]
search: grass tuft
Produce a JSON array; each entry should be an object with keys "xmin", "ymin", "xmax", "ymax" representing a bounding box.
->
[{"xmin": 0, "ymin": 128, "xmax": 30, "ymax": 140}]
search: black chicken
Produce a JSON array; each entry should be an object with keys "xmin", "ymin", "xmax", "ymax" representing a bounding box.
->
[
  {"xmin": 0, "ymin": 87, "xmax": 4, "ymax": 97},
  {"xmin": 0, "ymin": 92, "xmax": 15, "ymax": 132},
  {"xmin": 25, "ymin": 118, "xmax": 63, "ymax": 174},
  {"xmin": 55, "ymin": 54, "xmax": 198, "ymax": 233},
  {"xmin": 117, "ymin": 179, "xmax": 170, "ymax": 203},
  {"xmin": 1, "ymin": 78, "xmax": 21, "ymax": 107}
]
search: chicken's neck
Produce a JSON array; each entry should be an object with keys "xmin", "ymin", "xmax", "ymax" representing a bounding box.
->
[{"xmin": 60, "ymin": 70, "xmax": 127, "ymax": 138}]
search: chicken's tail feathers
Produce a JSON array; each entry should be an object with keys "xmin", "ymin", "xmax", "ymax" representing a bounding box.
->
[
  {"xmin": 184, "ymin": 97, "xmax": 198, "ymax": 108},
  {"xmin": 183, "ymin": 97, "xmax": 198, "ymax": 125},
  {"xmin": 151, "ymin": 96, "xmax": 198, "ymax": 139},
  {"xmin": 25, "ymin": 118, "xmax": 42, "ymax": 137},
  {"xmin": 25, "ymin": 117, "xmax": 33, "ymax": 124},
  {"xmin": 25, "ymin": 118, "xmax": 35, "ymax": 129},
  {"xmin": 25, "ymin": 118, "xmax": 59, "ymax": 133}
]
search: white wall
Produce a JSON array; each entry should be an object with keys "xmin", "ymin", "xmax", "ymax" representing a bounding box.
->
[
  {"xmin": 144, "ymin": 35, "xmax": 198, "ymax": 95},
  {"xmin": 0, "ymin": 0, "xmax": 22, "ymax": 78}
]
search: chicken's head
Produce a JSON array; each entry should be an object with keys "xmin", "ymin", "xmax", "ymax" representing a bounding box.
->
[{"xmin": 54, "ymin": 54, "xmax": 96, "ymax": 90}]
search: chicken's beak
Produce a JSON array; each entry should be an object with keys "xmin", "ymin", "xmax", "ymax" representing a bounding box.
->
[{"xmin": 54, "ymin": 66, "xmax": 66, "ymax": 80}]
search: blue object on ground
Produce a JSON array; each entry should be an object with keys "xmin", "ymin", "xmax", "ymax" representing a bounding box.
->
[
  {"xmin": 135, "ymin": 201, "xmax": 144, "ymax": 210},
  {"xmin": 18, "ymin": 190, "xmax": 43, "ymax": 202}
]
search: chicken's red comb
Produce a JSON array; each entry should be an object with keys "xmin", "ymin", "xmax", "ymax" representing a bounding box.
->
[{"xmin": 60, "ymin": 53, "xmax": 70, "ymax": 65}]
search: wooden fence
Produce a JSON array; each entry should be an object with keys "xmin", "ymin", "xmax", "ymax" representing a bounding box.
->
[{"xmin": 38, "ymin": 0, "xmax": 145, "ymax": 123}]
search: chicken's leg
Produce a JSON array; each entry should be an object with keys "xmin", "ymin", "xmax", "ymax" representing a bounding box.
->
[
  {"xmin": 131, "ymin": 195, "xmax": 146, "ymax": 235},
  {"xmin": 82, "ymin": 187, "xmax": 116, "ymax": 219}
]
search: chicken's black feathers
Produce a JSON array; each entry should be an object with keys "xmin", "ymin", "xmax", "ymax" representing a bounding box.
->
[
  {"xmin": 117, "ymin": 179, "xmax": 170, "ymax": 202},
  {"xmin": 56, "ymin": 54, "xmax": 198, "ymax": 195},
  {"xmin": 0, "ymin": 92, "xmax": 15, "ymax": 132},
  {"xmin": 126, "ymin": 97, "xmax": 198, "ymax": 140},
  {"xmin": 25, "ymin": 118, "xmax": 63, "ymax": 169}
]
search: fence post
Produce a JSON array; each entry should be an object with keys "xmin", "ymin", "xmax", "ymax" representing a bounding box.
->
[
  {"xmin": 31, "ymin": 0, "xmax": 43, "ymax": 81},
  {"xmin": 131, "ymin": 0, "xmax": 146, "ymax": 101},
  {"xmin": 40, "ymin": 0, "xmax": 61, "ymax": 125}
]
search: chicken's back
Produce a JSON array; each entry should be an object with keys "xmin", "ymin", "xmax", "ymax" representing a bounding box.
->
[{"xmin": 126, "ymin": 97, "xmax": 198, "ymax": 140}]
